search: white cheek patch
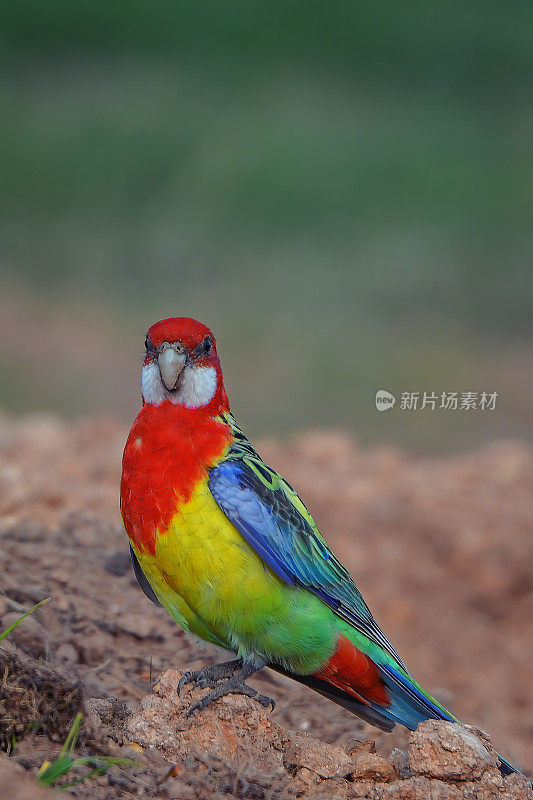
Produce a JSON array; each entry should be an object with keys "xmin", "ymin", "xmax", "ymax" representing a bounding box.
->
[
  {"xmin": 176, "ymin": 365, "xmax": 217, "ymax": 409},
  {"xmin": 141, "ymin": 361, "xmax": 167, "ymax": 406},
  {"xmin": 141, "ymin": 362, "xmax": 217, "ymax": 409}
]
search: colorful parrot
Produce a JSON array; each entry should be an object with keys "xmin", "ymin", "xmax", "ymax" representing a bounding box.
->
[{"xmin": 120, "ymin": 316, "xmax": 524, "ymax": 779}]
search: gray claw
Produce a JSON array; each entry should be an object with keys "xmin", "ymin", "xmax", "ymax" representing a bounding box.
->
[
  {"xmin": 177, "ymin": 671, "xmax": 194, "ymax": 696},
  {"xmin": 185, "ymin": 700, "xmax": 205, "ymax": 718}
]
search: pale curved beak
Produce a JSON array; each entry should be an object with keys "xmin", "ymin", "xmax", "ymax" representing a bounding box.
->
[{"xmin": 158, "ymin": 346, "xmax": 187, "ymax": 391}]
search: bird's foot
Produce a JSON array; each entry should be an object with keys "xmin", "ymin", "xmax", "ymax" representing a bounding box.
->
[
  {"xmin": 180, "ymin": 660, "xmax": 275, "ymax": 717},
  {"xmin": 177, "ymin": 658, "xmax": 243, "ymax": 695},
  {"xmin": 185, "ymin": 671, "xmax": 275, "ymax": 717}
]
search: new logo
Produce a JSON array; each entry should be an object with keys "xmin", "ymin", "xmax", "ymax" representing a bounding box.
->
[{"xmin": 375, "ymin": 389, "xmax": 396, "ymax": 411}]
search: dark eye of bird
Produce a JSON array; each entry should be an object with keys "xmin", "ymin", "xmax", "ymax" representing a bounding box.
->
[{"xmin": 203, "ymin": 337, "xmax": 212, "ymax": 354}]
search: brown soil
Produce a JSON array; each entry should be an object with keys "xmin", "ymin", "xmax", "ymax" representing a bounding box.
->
[{"xmin": 0, "ymin": 413, "xmax": 531, "ymax": 797}]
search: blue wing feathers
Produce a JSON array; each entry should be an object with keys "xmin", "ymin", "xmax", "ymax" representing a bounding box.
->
[
  {"xmin": 209, "ymin": 459, "xmax": 407, "ymax": 669},
  {"xmin": 209, "ymin": 465, "xmax": 296, "ymax": 584}
]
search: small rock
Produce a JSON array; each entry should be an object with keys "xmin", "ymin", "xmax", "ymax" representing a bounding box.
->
[
  {"xmin": 120, "ymin": 615, "xmax": 162, "ymax": 640},
  {"xmin": 390, "ymin": 748, "xmax": 411, "ymax": 780},
  {"xmin": 50, "ymin": 568, "xmax": 69, "ymax": 586},
  {"xmin": 409, "ymin": 720, "xmax": 499, "ymax": 781},
  {"xmin": 55, "ymin": 643, "xmax": 79, "ymax": 665},
  {"xmin": 283, "ymin": 730, "xmax": 352, "ymax": 778},
  {"xmin": 350, "ymin": 751, "xmax": 396, "ymax": 782},
  {"xmin": 296, "ymin": 766, "xmax": 321, "ymax": 786},
  {"xmin": 52, "ymin": 591, "xmax": 71, "ymax": 613},
  {"xmin": 85, "ymin": 697, "xmax": 132, "ymax": 747},
  {"xmin": 347, "ymin": 739, "xmax": 376, "ymax": 757}
]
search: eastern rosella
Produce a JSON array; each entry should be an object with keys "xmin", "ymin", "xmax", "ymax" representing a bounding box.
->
[{"xmin": 120, "ymin": 316, "xmax": 523, "ymax": 779}]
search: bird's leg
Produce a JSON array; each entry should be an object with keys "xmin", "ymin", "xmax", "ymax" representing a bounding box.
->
[
  {"xmin": 183, "ymin": 660, "xmax": 275, "ymax": 717},
  {"xmin": 177, "ymin": 658, "xmax": 243, "ymax": 695}
]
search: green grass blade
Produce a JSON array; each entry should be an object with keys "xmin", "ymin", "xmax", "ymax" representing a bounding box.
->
[{"xmin": 60, "ymin": 712, "xmax": 83, "ymax": 759}]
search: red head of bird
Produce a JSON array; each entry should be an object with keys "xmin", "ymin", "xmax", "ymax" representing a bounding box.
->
[{"xmin": 141, "ymin": 317, "xmax": 229, "ymax": 414}]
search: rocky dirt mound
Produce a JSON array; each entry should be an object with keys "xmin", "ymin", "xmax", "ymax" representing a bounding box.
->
[
  {"xmin": 84, "ymin": 669, "xmax": 531, "ymax": 799},
  {"xmin": 0, "ymin": 413, "xmax": 532, "ymax": 797}
]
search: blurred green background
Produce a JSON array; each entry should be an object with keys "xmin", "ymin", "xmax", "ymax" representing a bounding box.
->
[{"xmin": 1, "ymin": 1, "xmax": 532, "ymax": 450}]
